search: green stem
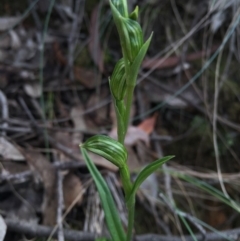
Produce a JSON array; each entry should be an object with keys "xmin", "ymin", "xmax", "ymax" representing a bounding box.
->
[
  {"xmin": 119, "ymin": 166, "xmax": 132, "ymax": 199},
  {"xmin": 115, "ymin": 100, "xmax": 126, "ymax": 145},
  {"xmin": 121, "ymin": 0, "xmax": 128, "ymax": 18},
  {"xmin": 124, "ymin": 84, "xmax": 135, "ymax": 136},
  {"xmin": 126, "ymin": 197, "xmax": 136, "ymax": 241}
]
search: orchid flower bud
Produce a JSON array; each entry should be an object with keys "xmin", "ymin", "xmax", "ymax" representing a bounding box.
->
[
  {"xmin": 109, "ymin": 58, "xmax": 127, "ymax": 101},
  {"xmin": 110, "ymin": 0, "xmax": 143, "ymax": 63}
]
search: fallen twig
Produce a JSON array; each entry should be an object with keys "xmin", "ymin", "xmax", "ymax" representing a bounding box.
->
[
  {"xmin": 5, "ymin": 219, "xmax": 96, "ymax": 241},
  {"xmin": 5, "ymin": 219, "xmax": 240, "ymax": 241}
]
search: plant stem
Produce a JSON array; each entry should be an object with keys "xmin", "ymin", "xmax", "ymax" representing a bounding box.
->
[
  {"xmin": 126, "ymin": 197, "xmax": 135, "ymax": 241},
  {"xmin": 121, "ymin": 0, "xmax": 128, "ymax": 18},
  {"xmin": 124, "ymin": 84, "xmax": 135, "ymax": 137},
  {"xmin": 120, "ymin": 166, "xmax": 132, "ymax": 199},
  {"xmin": 115, "ymin": 100, "xmax": 125, "ymax": 145}
]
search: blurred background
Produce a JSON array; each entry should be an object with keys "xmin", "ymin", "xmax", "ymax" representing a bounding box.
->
[{"xmin": 1, "ymin": 0, "xmax": 240, "ymax": 240}]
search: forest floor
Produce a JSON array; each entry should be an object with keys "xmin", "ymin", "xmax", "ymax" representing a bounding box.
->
[{"xmin": 1, "ymin": 0, "xmax": 240, "ymax": 240}]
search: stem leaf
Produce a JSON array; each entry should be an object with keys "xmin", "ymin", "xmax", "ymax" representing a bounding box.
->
[
  {"xmin": 129, "ymin": 6, "xmax": 139, "ymax": 21},
  {"xmin": 127, "ymin": 33, "xmax": 153, "ymax": 86},
  {"xmin": 80, "ymin": 135, "xmax": 128, "ymax": 168},
  {"xmin": 109, "ymin": 58, "xmax": 127, "ymax": 101},
  {"xmin": 110, "ymin": 1, "xmax": 143, "ymax": 63},
  {"xmin": 111, "ymin": 0, "xmax": 128, "ymax": 17},
  {"xmin": 81, "ymin": 148, "xmax": 126, "ymax": 241},
  {"xmin": 127, "ymin": 155, "xmax": 174, "ymax": 203}
]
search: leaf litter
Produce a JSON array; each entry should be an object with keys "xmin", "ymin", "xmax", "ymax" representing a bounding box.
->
[{"xmin": 1, "ymin": 0, "xmax": 240, "ymax": 240}]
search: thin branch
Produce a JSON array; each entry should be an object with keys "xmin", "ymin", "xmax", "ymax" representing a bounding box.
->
[
  {"xmin": 5, "ymin": 219, "xmax": 240, "ymax": 241},
  {"xmin": 5, "ymin": 220, "xmax": 96, "ymax": 241}
]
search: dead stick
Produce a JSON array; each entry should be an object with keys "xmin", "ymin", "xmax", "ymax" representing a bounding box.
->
[
  {"xmin": 5, "ymin": 219, "xmax": 240, "ymax": 241},
  {"xmin": 5, "ymin": 220, "xmax": 96, "ymax": 241}
]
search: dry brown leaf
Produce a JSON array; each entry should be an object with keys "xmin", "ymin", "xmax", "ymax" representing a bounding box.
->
[
  {"xmin": 88, "ymin": 152, "xmax": 118, "ymax": 172},
  {"xmin": 70, "ymin": 105, "xmax": 86, "ymax": 127},
  {"xmin": 54, "ymin": 132, "xmax": 73, "ymax": 150},
  {"xmin": 142, "ymin": 78, "xmax": 200, "ymax": 108},
  {"xmin": 0, "ymin": 137, "xmax": 24, "ymax": 161},
  {"xmin": 126, "ymin": 146, "xmax": 141, "ymax": 171},
  {"xmin": 52, "ymin": 131, "xmax": 118, "ymax": 171},
  {"xmin": 142, "ymin": 45, "xmax": 218, "ymax": 69},
  {"xmin": 206, "ymin": 200, "xmax": 228, "ymax": 228},
  {"xmin": 88, "ymin": 4, "xmax": 104, "ymax": 73},
  {"xmin": 70, "ymin": 105, "xmax": 87, "ymax": 145},
  {"xmin": 1, "ymin": 161, "xmax": 29, "ymax": 175},
  {"xmin": 63, "ymin": 173, "xmax": 84, "ymax": 209},
  {"xmin": 109, "ymin": 126, "xmax": 149, "ymax": 146},
  {"xmin": 137, "ymin": 113, "xmax": 158, "ymax": 135},
  {"xmin": 19, "ymin": 149, "xmax": 57, "ymax": 226},
  {"xmin": 86, "ymin": 87, "xmax": 109, "ymax": 127}
]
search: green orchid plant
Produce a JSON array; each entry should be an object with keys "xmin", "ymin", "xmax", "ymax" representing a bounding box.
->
[{"xmin": 80, "ymin": 1, "xmax": 174, "ymax": 240}]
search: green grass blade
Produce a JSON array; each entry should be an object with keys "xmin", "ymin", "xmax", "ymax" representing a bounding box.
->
[
  {"xmin": 169, "ymin": 171, "xmax": 240, "ymax": 213},
  {"xmin": 179, "ymin": 216, "xmax": 198, "ymax": 241},
  {"xmin": 81, "ymin": 148, "xmax": 126, "ymax": 241}
]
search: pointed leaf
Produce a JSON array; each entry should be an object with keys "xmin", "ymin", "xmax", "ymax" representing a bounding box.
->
[
  {"xmin": 127, "ymin": 155, "xmax": 174, "ymax": 203},
  {"xmin": 121, "ymin": 17, "xmax": 143, "ymax": 62},
  {"xmin": 81, "ymin": 148, "xmax": 126, "ymax": 241},
  {"xmin": 109, "ymin": 0, "xmax": 130, "ymax": 60},
  {"xmin": 129, "ymin": 6, "xmax": 139, "ymax": 21},
  {"xmin": 127, "ymin": 33, "xmax": 153, "ymax": 86},
  {"xmin": 81, "ymin": 135, "xmax": 127, "ymax": 168},
  {"xmin": 114, "ymin": 99, "xmax": 126, "ymax": 143}
]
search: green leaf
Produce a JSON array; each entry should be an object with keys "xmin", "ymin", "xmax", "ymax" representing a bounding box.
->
[
  {"xmin": 111, "ymin": 0, "xmax": 128, "ymax": 18},
  {"xmin": 129, "ymin": 6, "xmax": 139, "ymax": 21},
  {"xmin": 127, "ymin": 155, "xmax": 174, "ymax": 203},
  {"xmin": 119, "ymin": 164, "xmax": 132, "ymax": 198},
  {"xmin": 121, "ymin": 18, "xmax": 143, "ymax": 62},
  {"xmin": 109, "ymin": 58, "xmax": 127, "ymax": 101},
  {"xmin": 109, "ymin": 1, "xmax": 143, "ymax": 63},
  {"xmin": 127, "ymin": 33, "xmax": 153, "ymax": 86},
  {"xmin": 81, "ymin": 148, "xmax": 126, "ymax": 241},
  {"xmin": 114, "ymin": 99, "xmax": 126, "ymax": 144},
  {"xmin": 80, "ymin": 135, "xmax": 128, "ymax": 168},
  {"xmin": 109, "ymin": 0, "xmax": 129, "ymax": 58},
  {"xmin": 171, "ymin": 172, "xmax": 240, "ymax": 212}
]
